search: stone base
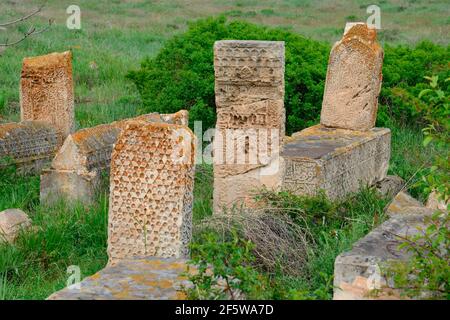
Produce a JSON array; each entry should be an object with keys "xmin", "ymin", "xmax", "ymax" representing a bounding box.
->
[
  {"xmin": 281, "ymin": 125, "xmax": 390, "ymax": 200},
  {"xmin": 333, "ymin": 207, "xmax": 434, "ymax": 300},
  {"xmin": 47, "ymin": 257, "xmax": 191, "ymax": 300},
  {"xmin": 40, "ymin": 169, "xmax": 100, "ymax": 206}
]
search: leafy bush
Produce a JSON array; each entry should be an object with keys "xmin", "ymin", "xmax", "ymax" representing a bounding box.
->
[{"xmin": 128, "ymin": 17, "xmax": 450, "ymax": 133}]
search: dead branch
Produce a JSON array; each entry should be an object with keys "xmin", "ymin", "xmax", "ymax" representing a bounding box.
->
[
  {"xmin": 0, "ymin": 19, "xmax": 53, "ymax": 47},
  {"xmin": 0, "ymin": 4, "xmax": 45, "ymax": 27}
]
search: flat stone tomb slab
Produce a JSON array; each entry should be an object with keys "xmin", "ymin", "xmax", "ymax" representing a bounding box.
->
[
  {"xmin": 281, "ymin": 124, "xmax": 390, "ymax": 199},
  {"xmin": 0, "ymin": 121, "xmax": 58, "ymax": 173},
  {"xmin": 47, "ymin": 257, "xmax": 190, "ymax": 300},
  {"xmin": 333, "ymin": 211, "xmax": 434, "ymax": 300}
]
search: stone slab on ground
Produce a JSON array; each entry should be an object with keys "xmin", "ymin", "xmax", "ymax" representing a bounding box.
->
[
  {"xmin": 47, "ymin": 257, "xmax": 190, "ymax": 300},
  {"xmin": 333, "ymin": 208, "xmax": 435, "ymax": 300},
  {"xmin": 0, "ymin": 121, "xmax": 58, "ymax": 173},
  {"xmin": 0, "ymin": 209, "xmax": 31, "ymax": 244},
  {"xmin": 281, "ymin": 124, "xmax": 390, "ymax": 199}
]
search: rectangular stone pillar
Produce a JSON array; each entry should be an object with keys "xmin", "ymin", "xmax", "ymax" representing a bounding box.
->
[
  {"xmin": 107, "ymin": 121, "xmax": 195, "ymax": 264},
  {"xmin": 213, "ymin": 40, "xmax": 285, "ymax": 212},
  {"xmin": 320, "ymin": 23, "xmax": 384, "ymax": 131},
  {"xmin": 20, "ymin": 51, "xmax": 75, "ymax": 144}
]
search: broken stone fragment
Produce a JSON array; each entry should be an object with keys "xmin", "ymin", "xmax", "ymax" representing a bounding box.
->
[
  {"xmin": 0, "ymin": 209, "xmax": 32, "ymax": 244},
  {"xmin": 375, "ymin": 175, "xmax": 405, "ymax": 198},
  {"xmin": 386, "ymin": 191, "xmax": 428, "ymax": 216},
  {"xmin": 320, "ymin": 23, "xmax": 384, "ymax": 131}
]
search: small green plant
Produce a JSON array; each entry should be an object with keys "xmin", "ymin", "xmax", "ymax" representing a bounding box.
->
[
  {"xmin": 185, "ymin": 231, "xmax": 270, "ymax": 300},
  {"xmin": 417, "ymin": 75, "xmax": 449, "ymax": 203}
]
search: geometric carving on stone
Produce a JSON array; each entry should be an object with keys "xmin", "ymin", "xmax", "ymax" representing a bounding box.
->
[
  {"xmin": 0, "ymin": 121, "xmax": 58, "ymax": 173},
  {"xmin": 20, "ymin": 51, "xmax": 75, "ymax": 145},
  {"xmin": 107, "ymin": 121, "xmax": 195, "ymax": 264},
  {"xmin": 40, "ymin": 110, "xmax": 189, "ymax": 206},
  {"xmin": 213, "ymin": 40, "xmax": 285, "ymax": 211},
  {"xmin": 320, "ymin": 23, "xmax": 384, "ymax": 131},
  {"xmin": 281, "ymin": 124, "xmax": 390, "ymax": 200}
]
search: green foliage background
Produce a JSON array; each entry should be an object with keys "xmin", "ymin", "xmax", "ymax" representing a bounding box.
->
[{"xmin": 127, "ymin": 17, "xmax": 450, "ymax": 134}]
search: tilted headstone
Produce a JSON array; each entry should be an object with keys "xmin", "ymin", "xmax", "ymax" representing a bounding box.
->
[
  {"xmin": 0, "ymin": 121, "xmax": 58, "ymax": 173},
  {"xmin": 40, "ymin": 111, "xmax": 189, "ymax": 205},
  {"xmin": 20, "ymin": 51, "xmax": 75, "ymax": 144},
  {"xmin": 213, "ymin": 40, "xmax": 285, "ymax": 211},
  {"xmin": 107, "ymin": 121, "xmax": 195, "ymax": 264},
  {"xmin": 320, "ymin": 23, "xmax": 384, "ymax": 131}
]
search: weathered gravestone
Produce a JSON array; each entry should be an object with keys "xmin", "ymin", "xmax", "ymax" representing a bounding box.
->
[
  {"xmin": 40, "ymin": 110, "xmax": 188, "ymax": 205},
  {"xmin": 108, "ymin": 121, "xmax": 195, "ymax": 264},
  {"xmin": 320, "ymin": 23, "xmax": 383, "ymax": 131},
  {"xmin": 213, "ymin": 40, "xmax": 285, "ymax": 211},
  {"xmin": 47, "ymin": 122, "xmax": 196, "ymax": 300},
  {"xmin": 280, "ymin": 24, "xmax": 389, "ymax": 199},
  {"xmin": 20, "ymin": 51, "xmax": 74, "ymax": 144},
  {"xmin": 0, "ymin": 121, "xmax": 58, "ymax": 173},
  {"xmin": 281, "ymin": 125, "xmax": 390, "ymax": 200}
]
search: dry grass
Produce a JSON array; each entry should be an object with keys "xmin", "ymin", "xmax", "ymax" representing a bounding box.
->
[{"xmin": 195, "ymin": 209, "xmax": 314, "ymax": 277}]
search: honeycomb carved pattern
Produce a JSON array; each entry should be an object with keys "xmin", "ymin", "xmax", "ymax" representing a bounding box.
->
[{"xmin": 107, "ymin": 121, "xmax": 195, "ymax": 264}]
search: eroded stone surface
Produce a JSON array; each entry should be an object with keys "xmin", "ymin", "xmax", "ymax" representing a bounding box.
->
[
  {"xmin": 375, "ymin": 175, "xmax": 405, "ymax": 198},
  {"xmin": 108, "ymin": 122, "xmax": 195, "ymax": 264},
  {"xmin": 386, "ymin": 191, "xmax": 427, "ymax": 216},
  {"xmin": 20, "ymin": 51, "xmax": 74, "ymax": 144},
  {"xmin": 47, "ymin": 257, "xmax": 191, "ymax": 300},
  {"xmin": 333, "ymin": 210, "xmax": 434, "ymax": 300},
  {"xmin": 40, "ymin": 111, "xmax": 189, "ymax": 205},
  {"xmin": 213, "ymin": 40, "xmax": 285, "ymax": 211},
  {"xmin": 320, "ymin": 23, "xmax": 384, "ymax": 131},
  {"xmin": 426, "ymin": 191, "xmax": 448, "ymax": 211},
  {"xmin": 0, "ymin": 121, "xmax": 58, "ymax": 173},
  {"xmin": 0, "ymin": 209, "xmax": 31, "ymax": 244},
  {"xmin": 281, "ymin": 124, "xmax": 390, "ymax": 199}
]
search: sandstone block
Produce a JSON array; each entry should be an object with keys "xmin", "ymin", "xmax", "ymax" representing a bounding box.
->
[
  {"xmin": 47, "ymin": 257, "xmax": 191, "ymax": 300},
  {"xmin": 281, "ymin": 125, "xmax": 390, "ymax": 200},
  {"xmin": 107, "ymin": 122, "xmax": 195, "ymax": 264},
  {"xmin": 320, "ymin": 23, "xmax": 384, "ymax": 131},
  {"xmin": 213, "ymin": 40, "xmax": 285, "ymax": 211},
  {"xmin": 40, "ymin": 111, "xmax": 189, "ymax": 206},
  {"xmin": 426, "ymin": 191, "xmax": 448, "ymax": 211},
  {"xmin": 20, "ymin": 51, "xmax": 75, "ymax": 144},
  {"xmin": 0, "ymin": 121, "xmax": 58, "ymax": 173},
  {"xmin": 0, "ymin": 209, "xmax": 31, "ymax": 243},
  {"xmin": 333, "ymin": 210, "xmax": 434, "ymax": 300}
]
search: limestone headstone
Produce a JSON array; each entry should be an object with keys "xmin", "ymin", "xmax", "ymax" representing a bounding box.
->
[
  {"xmin": 213, "ymin": 40, "xmax": 285, "ymax": 211},
  {"xmin": 20, "ymin": 51, "xmax": 75, "ymax": 144},
  {"xmin": 320, "ymin": 23, "xmax": 384, "ymax": 131},
  {"xmin": 107, "ymin": 122, "xmax": 195, "ymax": 264}
]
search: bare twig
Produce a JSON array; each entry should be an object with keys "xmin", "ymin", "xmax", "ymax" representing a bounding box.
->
[
  {"xmin": 0, "ymin": 19, "xmax": 53, "ymax": 47},
  {"xmin": 0, "ymin": 4, "xmax": 45, "ymax": 27}
]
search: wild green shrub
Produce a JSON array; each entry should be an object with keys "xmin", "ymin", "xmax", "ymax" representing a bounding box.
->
[
  {"xmin": 186, "ymin": 231, "xmax": 271, "ymax": 300},
  {"xmin": 128, "ymin": 17, "xmax": 450, "ymax": 133},
  {"xmin": 127, "ymin": 16, "xmax": 329, "ymax": 133}
]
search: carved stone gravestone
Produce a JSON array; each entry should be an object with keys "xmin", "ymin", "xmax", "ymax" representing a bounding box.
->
[
  {"xmin": 0, "ymin": 121, "xmax": 58, "ymax": 173},
  {"xmin": 20, "ymin": 51, "xmax": 75, "ymax": 144},
  {"xmin": 320, "ymin": 23, "xmax": 384, "ymax": 131},
  {"xmin": 40, "ymin": 111, "xmax": 189, "ymax": 205},
  {"xmin": 107, "ymin": 121, "xmax": 195, "ymax": 264},
  {"xmin": 213, "ymin": 40, "xmax": 285, "ymax": 211}
]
